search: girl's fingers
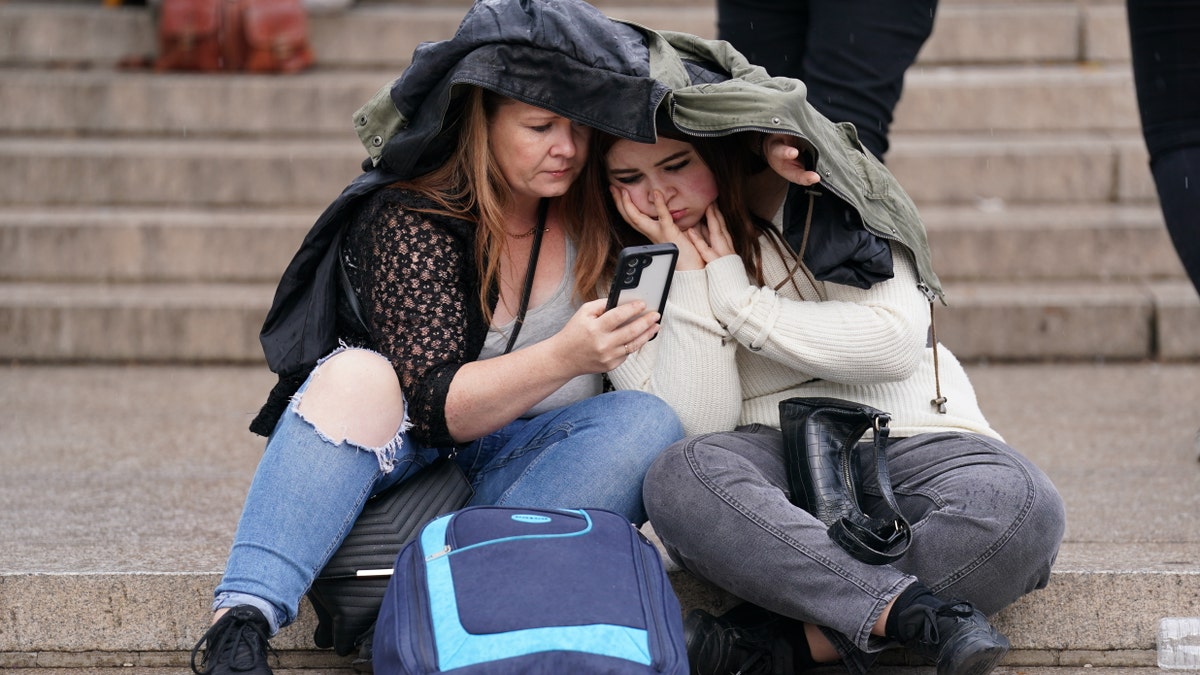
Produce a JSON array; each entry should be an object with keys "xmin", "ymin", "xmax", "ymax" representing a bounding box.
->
[
  {"xmin": 705, "ymin": 204, "xmax": 727, "ymax": 236},
  {"xmin": 686, "ymin": 227, "xmax": 718, "ymax": 264},
  {"xmin": 651, "ymin": 190, "xmax": 676, "ymax": 228}
]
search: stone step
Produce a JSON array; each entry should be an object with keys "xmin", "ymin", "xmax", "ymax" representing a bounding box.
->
[
  {"xmin": 2, "ymin": 544, "xmax": 1194, "ymax": 670},
  {"xmin": 0, "ymin": 137, "xmax": 364, "ymax": 209},
  {"xmin": 0, "ymin": 68, "xmax": 391, "ymax": 138},
  {"xmin": 0, "ymin": 64, "xmax": 1140, "ymax": 138},
  {"xmin": 894, "ymin": 65, "xmax": 1139, "ymax": 134},
  {"xmin": 0, "ymin": 204, "xmax": 1181, "ymax": 284},
  {"xmin": 1, "ymin": 279, "xmax": 1197, "ymax": 363},
  {"xmin": 922, "ymin": 204, "xmax": 1182, "ymax": 283},
  {"xmin": 0, "ymin": 206, "xmax": 314, "ymax": 283},
  {"xmin": 0, "ymin": 281, "xmax": 272, "ymax": 363},
  {"xmin": 887, "ymin": 132, "xmax": 1154, "ymax": 206},
  {"xmin": 0, "ymin": 2, "xmax": 1130, "ymax": 70},
  {"xmin": 2, "ymin": 361, "xmax": 1197, "ymax": 669},
  {"xmin": 0, "ymin": 134, "xmax": 1157, "ymax": 208}
]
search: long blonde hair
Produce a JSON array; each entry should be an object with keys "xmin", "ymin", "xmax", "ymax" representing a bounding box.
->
[{"xmin": 393, "ymin": 87, "xmax": 613, "ymax": 322}]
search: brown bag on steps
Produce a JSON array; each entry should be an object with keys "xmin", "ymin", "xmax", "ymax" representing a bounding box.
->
[
  {"xmin": 154, "ymin": 0, "xmax": 223, "ymax": 71},
  {"xmin": 155, "ymin": 0, "xmax": 314, "ymax": 73}
]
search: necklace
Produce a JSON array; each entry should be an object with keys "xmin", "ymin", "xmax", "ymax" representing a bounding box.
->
[{"xmin": 510, "ymin": 224, "xmax": 549, "ymax": 239}]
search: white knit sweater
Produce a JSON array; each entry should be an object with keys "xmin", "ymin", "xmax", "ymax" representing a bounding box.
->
[{"xmin": 609, "ymin": 239, "xmax": 1001, "ymax": 441}]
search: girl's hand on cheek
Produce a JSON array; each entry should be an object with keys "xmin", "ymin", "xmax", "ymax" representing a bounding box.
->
[
  {"xmin": 688, "ymin": 205, "xmax": 735, "ymax": 265},
  {"xmin": 703, "ymin": 204, "xmax": 736, "ymax": 258},
  {"xmin": 610, "ymin": 186, "xmax": 703, "ymax": 270},
  {"xmin": 610, "ymin": 186, "xmax": 678, "ymax": 243}
]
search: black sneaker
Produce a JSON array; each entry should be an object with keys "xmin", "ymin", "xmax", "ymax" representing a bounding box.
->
[
  {"xmin": 189, "ymin": 605, "xmax": 275, "ymax": 675},
  {"xmin": 351, "ymin": 623, "xmax": 374, "ymax": 674},
  {"xmin": 684, "ymin": 604, "xmax": 796, "ymax": 675},
  {"xmin": 895, "ymin": 600, "xmax": 1009, "ymax": 675}
]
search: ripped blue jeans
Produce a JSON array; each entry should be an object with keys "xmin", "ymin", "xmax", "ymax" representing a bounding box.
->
[{"xmin": 214, "ymin": 355, "xmax": 683, "ymax": 634}]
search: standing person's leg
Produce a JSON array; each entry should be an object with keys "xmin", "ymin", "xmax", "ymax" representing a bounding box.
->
[
  {"xmin": 1150, "ymin": 150, "xmax": 1200, "ymax": 295},
  {"xmin": 459, "ymin": 389, "xmax": 683, "ymax": 525},
  {"xmin": 1127, "ymin": 0, "xmax": 1200, "ymax": 296},
  {"xmin": 716, "ymin": 0, "xmax": 809, "ymax": 80},
  {"xmin": 803, "ymin": 0, "xmax": 938, "ymax": 160}
]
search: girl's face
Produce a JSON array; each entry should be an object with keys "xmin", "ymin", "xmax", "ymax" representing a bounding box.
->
[
  {"xmin": 488, "ymin": 99, "xmax": 590, "ymax": 202},
  {"xmin": 604, "ymin": 137, "xmax": 719, "ymax": 231}
]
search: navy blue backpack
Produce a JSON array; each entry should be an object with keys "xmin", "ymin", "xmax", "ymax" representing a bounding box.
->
[{"xmin": 373, "ymin": 506, "xmax": 689, "ymax": 674}]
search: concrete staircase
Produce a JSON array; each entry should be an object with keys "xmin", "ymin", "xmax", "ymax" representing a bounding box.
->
[
  {"xmin": 1, "ymin": 0, "xmax": 1197, "ymax": 363},
  {"xmin": 2, "ymin": 0, "xmax": 1199, "ymax": 672}
]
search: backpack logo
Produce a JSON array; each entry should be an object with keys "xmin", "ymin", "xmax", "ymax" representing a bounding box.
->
[{"xmin": 511, "ymin": 514, "xmax": 552, "ymax": 524}]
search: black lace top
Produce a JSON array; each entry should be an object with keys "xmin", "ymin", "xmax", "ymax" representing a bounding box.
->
[{"xmin": 250, "ymin": 187, "xmax": 488, "ymax": 449}]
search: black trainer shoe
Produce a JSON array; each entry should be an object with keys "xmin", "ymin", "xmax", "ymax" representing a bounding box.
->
[
  {"xmin": 895, "ymin": 600, "xmax": 1009, "ymax": 675},
  {"xmin": 189, "ymin": 605, "xmax": 275, "ymax": 675},
  {"xmin": 684, "ymin": 604, "xmax": 796, "ymax": 675},
  {"xmin": 351, "ymin": 623, "xmax": 374, "ymax": 674}
]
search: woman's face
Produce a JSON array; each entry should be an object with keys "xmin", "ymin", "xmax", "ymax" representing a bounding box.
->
[
  {"xmin": 605, "ymin": 137, "xmax": 719, "ymax": 231},
  {"xmin": 488, "ymin": 99, "xmax": 590, "ymax": 201}
]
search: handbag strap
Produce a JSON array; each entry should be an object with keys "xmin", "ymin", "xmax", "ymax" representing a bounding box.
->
[
  {"xmin": 827, "ymin": 414, "xmax": 912, "ymax": 565},
  {"xmin": 503, "ymin": 198, "xmax": 549, "ymax": 355}
]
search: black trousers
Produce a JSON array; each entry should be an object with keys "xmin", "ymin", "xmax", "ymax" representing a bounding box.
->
[
  {"xmin": 1127, "ymin": 0, "xmax": 1200, "ymax": 295},
  {"xmin": 716, "ymin": 0, "xmax": 937, "ymax": 161}
]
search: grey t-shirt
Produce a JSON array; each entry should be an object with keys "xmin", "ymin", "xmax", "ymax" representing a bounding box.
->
[{"xmin": 478, "ymin": 239, "xmax": 604, "ymax": 417}]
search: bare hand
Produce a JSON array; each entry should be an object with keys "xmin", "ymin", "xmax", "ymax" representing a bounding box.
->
[
  {"xmin": 686, "ymin": 204, "xmax": 737, "ymax": 265},
  {"xmin": 552, "ymin": 298, "xmax": 661, "ymax": 373},
  {"xmin": 763, "ymin": 134, "xmax": 822, "ymax": 187},
  {"xmin": 610, "ymin": 186, "xmax": 705, "ymax": 271}
]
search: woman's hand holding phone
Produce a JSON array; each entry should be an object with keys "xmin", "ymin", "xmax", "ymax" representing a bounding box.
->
[{"xmin": 551, "ymin": 298, "xmax": 660, "ymax": 373}]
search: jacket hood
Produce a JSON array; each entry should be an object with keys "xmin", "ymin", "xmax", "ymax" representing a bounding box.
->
[{"xmin": 354, "ymin": 0, "xmax": 669, "ymax": 176}]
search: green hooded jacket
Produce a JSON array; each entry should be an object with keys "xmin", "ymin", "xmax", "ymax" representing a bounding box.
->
[{"xmin": 640, "ymin": 26, "xmax": 943, "ymax": 302}]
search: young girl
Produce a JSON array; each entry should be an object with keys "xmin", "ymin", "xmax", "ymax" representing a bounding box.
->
[{"xmin": 592, "ymin": 130, "xmax": 1066, "ymax": 675}]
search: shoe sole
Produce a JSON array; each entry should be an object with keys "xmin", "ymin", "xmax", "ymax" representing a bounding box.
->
[{"xmin": 938, "ymin": 629, "xmax": 1011, "ymax": 675}]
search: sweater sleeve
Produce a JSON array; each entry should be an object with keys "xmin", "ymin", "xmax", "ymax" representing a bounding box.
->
[
  {"xmin": 705, "ymin": 242, "xmax": 928, "ymax": 386},
  {"xmin": 608, "ymin": 268, "xmax": 743, "ymax": 436},
  {"xmin": 341, "ymin": 189, "xmax": 479, "ymax": 448}
]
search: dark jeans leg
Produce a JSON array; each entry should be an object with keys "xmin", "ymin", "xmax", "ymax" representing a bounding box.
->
[
  {"xmin": 1151, "ymin": 148, "xmax": 1200, "ymax": 295},
  {"xmin": 716, "ymin": 0, "xmax": 937, "ymax": 160},
  {"xmin": 1127, "ymin": 0, "xmax": 1200, "ymax": 296},
  {"xmin": 803, "ymin": 0, "xmax": 936, "ymax": 160},
  {"xmin": 716, "ymin": 0, "xmax": 809, "ymax": 80}
]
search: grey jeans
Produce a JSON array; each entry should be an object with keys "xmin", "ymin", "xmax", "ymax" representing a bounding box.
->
[{"xmin": 643, "ymin": 425, "xmax": 1066, "ymax": 675}]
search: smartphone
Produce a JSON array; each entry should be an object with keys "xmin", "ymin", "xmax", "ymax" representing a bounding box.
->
[{"xmin": 605, "ymin": 243, "xmax": 679, "ymax": 325}]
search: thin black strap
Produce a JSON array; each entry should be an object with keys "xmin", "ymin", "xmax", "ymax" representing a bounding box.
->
[{"xmin": 503, "ymin": 198, "xmax": 549, "ymax": 354}]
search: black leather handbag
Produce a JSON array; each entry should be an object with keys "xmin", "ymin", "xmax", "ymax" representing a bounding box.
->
[
  {"xmin": 307, "ymin": 457, "xmax": 473, "ymax": 657},
  {"xmin": 778, "ymin": 397, "xmax": 911, "ymax": 565}
]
